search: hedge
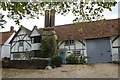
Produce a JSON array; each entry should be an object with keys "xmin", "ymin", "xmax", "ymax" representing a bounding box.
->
[{"xmin": 2, "ymin": 59, "xmax": 49, "ymax": 69}]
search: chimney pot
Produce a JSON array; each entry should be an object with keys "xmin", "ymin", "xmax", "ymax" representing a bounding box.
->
[
  {"xmin": 10, "ymin": 26, "xmax": 14, "ymax": 32},
  {"xmin": 34, "ymin": 25, "xmax": 37, "ymax": 28}
]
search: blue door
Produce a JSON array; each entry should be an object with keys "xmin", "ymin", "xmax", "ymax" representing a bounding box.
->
[{"xmin": 60, "ymin": 51, "xmax": 65, "ymax": 63}]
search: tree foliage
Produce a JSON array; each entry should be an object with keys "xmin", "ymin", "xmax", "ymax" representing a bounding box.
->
[
  {"xmin": 0, "ymin": 0, "xmax": 117, "ymax": 25},
  {"xmin": 0, "ymin": 13, "xmax": 6, "ymax": 28},
  {"xmin": 41, "ymin": 31, "xmax": 56, "ymax": 58}
]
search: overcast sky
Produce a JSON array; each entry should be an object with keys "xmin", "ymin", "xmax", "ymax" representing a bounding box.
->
[{"xmin": 0, "ymin": 1, "xmax": 119, "ymax": 32}]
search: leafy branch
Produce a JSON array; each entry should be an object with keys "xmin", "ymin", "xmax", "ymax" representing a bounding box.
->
[{"xmin": 0, "ymin": 0, "xmax": 117, "ymax": 25}]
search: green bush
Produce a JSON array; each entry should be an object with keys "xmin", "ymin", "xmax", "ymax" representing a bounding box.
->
[
  {"xmin": 66, "ymin": 54, "xmax": 78, "ymax": 64},
  {"xmin": 112, "ymin": 61, "xmax": 120, "ymax": 64},
  {"xmin": 51, "ymin": 55, "xmax": 62, "ymax": 67},
  {"xmin": 78, "ymin": 55, "xmax": 87, "ymax": 64},
  {"xmin": 2, "ymin": 57, "xmax": 10, "ymax": 61},
  {"xmin": 2, "ymin": 58, "xmax": 11, "ymax": 68}
]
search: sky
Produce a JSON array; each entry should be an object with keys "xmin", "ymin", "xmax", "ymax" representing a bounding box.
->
[{"xmin": 0, "ymin": 1, "xmax": 119, "ymax": 32}]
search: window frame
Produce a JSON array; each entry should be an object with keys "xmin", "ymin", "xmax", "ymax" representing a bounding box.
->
[
  {"xmin": 19, "ymin": 41, "xmax": 23, "ymax": 46},
  {"xmin": 65, "ymin": 40, "xmax": 75, "ymax": 46},
  {"xmin": 73, "ymin": 50, "xmax": 81, "ymax": 57},
  {"xmin": 31, "ymin": 36, "xmax": 42, "ymax": 43},
  {"xmin": 32, "ymin": 50, "xmax": 41, "ymax": 58}
]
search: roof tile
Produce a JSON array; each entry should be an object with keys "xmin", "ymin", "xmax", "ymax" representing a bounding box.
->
[
  {"xmin": 54, "ymin": 18, "xmax": 119, "ymax": 40},
  {"xmin": 0, "ymin": 31, "xmax": 15, "ymax": 44}
]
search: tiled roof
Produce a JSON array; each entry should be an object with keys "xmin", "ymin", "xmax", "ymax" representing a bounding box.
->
[
  {"xmin": 54, "ymin": 18, "xmax": 119, "ymax": 40},
  {"xmin": 0, "ymin": 31, "xmax": 15, "ymax": 45},
  {"xmin": 9, "ymin": 18, "xmax": 120, "ymax": 44}
]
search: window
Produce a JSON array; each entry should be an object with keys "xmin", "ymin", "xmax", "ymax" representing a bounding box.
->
[
  {"xmin": 65, "ymin": 40, "xmax": 69, "ymax": 45},
  {"xmin": 73, "ymin": 50, "xmax": 81, "ymax": 56},
  {"xmin": 65, "ymin": 40, "xmax": 74, "ymax": 45},
  {"xmin": 32, "ymin": 36, "xmax": 42, "ymax": 43},
  {"xmin": 32, "ymin": 50, "xmax": 41, "ymax": 57},
  {"xmin": 13, "ymin": 53, "xmax": 20, "ymax": 60},
  {"xmin": 19, "ymin": 41, "xmax": 23, "ymax": 46},
  {"xmin": 70, "ymin": 40, "xmax": 74, "ymax": 44}
]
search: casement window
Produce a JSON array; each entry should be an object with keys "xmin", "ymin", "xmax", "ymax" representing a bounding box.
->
[
  {"xmin": 13, "ymin": 53, "xmax": 20, "ymax": 59},
  {"xmin": 73, "ymin": 50, "xmax": 81, "ymax": 56},
  {"xmin": 19, "ymin": 41, "xmax": 23, "ymax": 46},
  {"xmin": 32, "ymin": 50, "xmax": 41, "ymax": 57},
  {"xmin": 32, "ymin": 36, "xmax": 42, "ymax": 43},
  {"xmin": 65, "ymin": 40, "xmax": 74, "ymax": 45},
  {"xmin": 13, "ymin": 53, "xmax": 30, "ymax": 60}
]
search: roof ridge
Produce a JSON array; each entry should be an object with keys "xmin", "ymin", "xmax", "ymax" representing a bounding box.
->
[
  {"xmin": 54, "ymin": 18, "xmax": 119, "ymax": 40},
  {"xmin": 21, "ymin": 26, "xmax": 31, "ymax": 31},
  {"xmin": 54, "ymin": 18, "xmax": 120, "ymax": 27}
]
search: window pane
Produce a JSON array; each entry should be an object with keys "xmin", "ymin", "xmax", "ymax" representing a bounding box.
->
[
  {"xmin": 19, "ymin": 41, "xmax": 23, "ymax": 46},
  {"xmin": 33, "ymin": 50, "xmax": 41, "ymax": 57},
  {"xmin": 13, "ymin": 53, "xmax": 20, "ymax": 58},
  {"xmin": 65, "ymin": 40, "xmax": 74, "ymax": 45},
  {"xmin": 70, "ymin": 40, "xmax": 74, "ymax": 45},
  {"xmin": 74, "ymin": 50, "xmax": 81, "ymax": 56},
  {"xmin": 33, "ymin": 36, "xmax": 41, "ymax": 43},
  {"xmin": 65, "ymin": 40, "xmax": 69, "ymax": 45}
]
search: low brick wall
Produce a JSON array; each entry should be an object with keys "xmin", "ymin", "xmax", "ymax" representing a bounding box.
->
[{"xmin": 2, "ymin": 60, "xmax": 49, "ymax": 69}]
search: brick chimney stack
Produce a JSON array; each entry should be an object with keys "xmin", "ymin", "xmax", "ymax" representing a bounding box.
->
[
  {"xmin": 50, "ymin": 9, "xmax": 55, "ymax": 27},
  {"xmin": 44, "ymin": 9, "xmax": 55, "ymax": 28},
  {"xmin": 44, "ymin": 10, "xmax": 50, "ymax": 27}
]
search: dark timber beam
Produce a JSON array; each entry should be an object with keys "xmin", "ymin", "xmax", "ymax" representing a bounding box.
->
[
  {"xmin": 78, "ymin": 40, "xmax": 85, "ymax": 46},
  {"xmin": 112, "ymin": 35, "xmax": 120, "ymax": 43}
]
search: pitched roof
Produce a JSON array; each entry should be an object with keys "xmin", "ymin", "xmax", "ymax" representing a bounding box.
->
[
  {"xmin": 29, "ymin": 26, "xmax": 43, "ymax": 37},
  {"xmin": 9, "ymin": 18, "xmax": 119, "ymax": 43},
  {"xmin": 9, "ymin": 27, "xmax": 31, "ymax": 43},
  {"xmin": 21, "ymin": 27, "xmax": 31, "ymax": 35},
  {"xmin": 37, "ymin": 28, "xmax": 43, "ymax": 35},
  {"xmin": 54, "ymin": 18, "xmax": 119, "ymax": 40},
  {"xmin": 0, "ymin": 31, "xmax": 15, "ymax": 45}
]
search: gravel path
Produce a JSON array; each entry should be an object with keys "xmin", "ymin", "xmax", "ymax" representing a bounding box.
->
[{"xmin": 2, "ymin": 64, "xmax": 119, "ymax": 78}]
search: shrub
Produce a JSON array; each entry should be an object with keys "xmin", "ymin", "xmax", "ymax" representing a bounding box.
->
[
  {"xmin": 51, "ymin": 55, "xmax": 62, "ymax": 67},
  {"xmin": 78, "ymin": 55, "xmax": 87, "ymax": 64},
  {"xmin": 2, "ymin": 57, "xmax": 10, "ymax": 61},
  {"xmin": 112, "ymin": 61, "xmax": 120, "ymax": 64},
  {"xmin": 2, "ymin": 57, "xmax": 12, "ymax": 68},
  {"xmin": 66, "ymin": 54, "xmax": 78, "ymax": 64}
]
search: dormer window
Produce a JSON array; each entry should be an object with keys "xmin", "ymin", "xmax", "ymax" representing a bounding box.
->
[
  {"xmin": 32, "ymin": 36, "xmax": 42, "ymax": 43},
  {"xmin": 65, "ymin": 40, "xmax": 74, "ymax": 45}
]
